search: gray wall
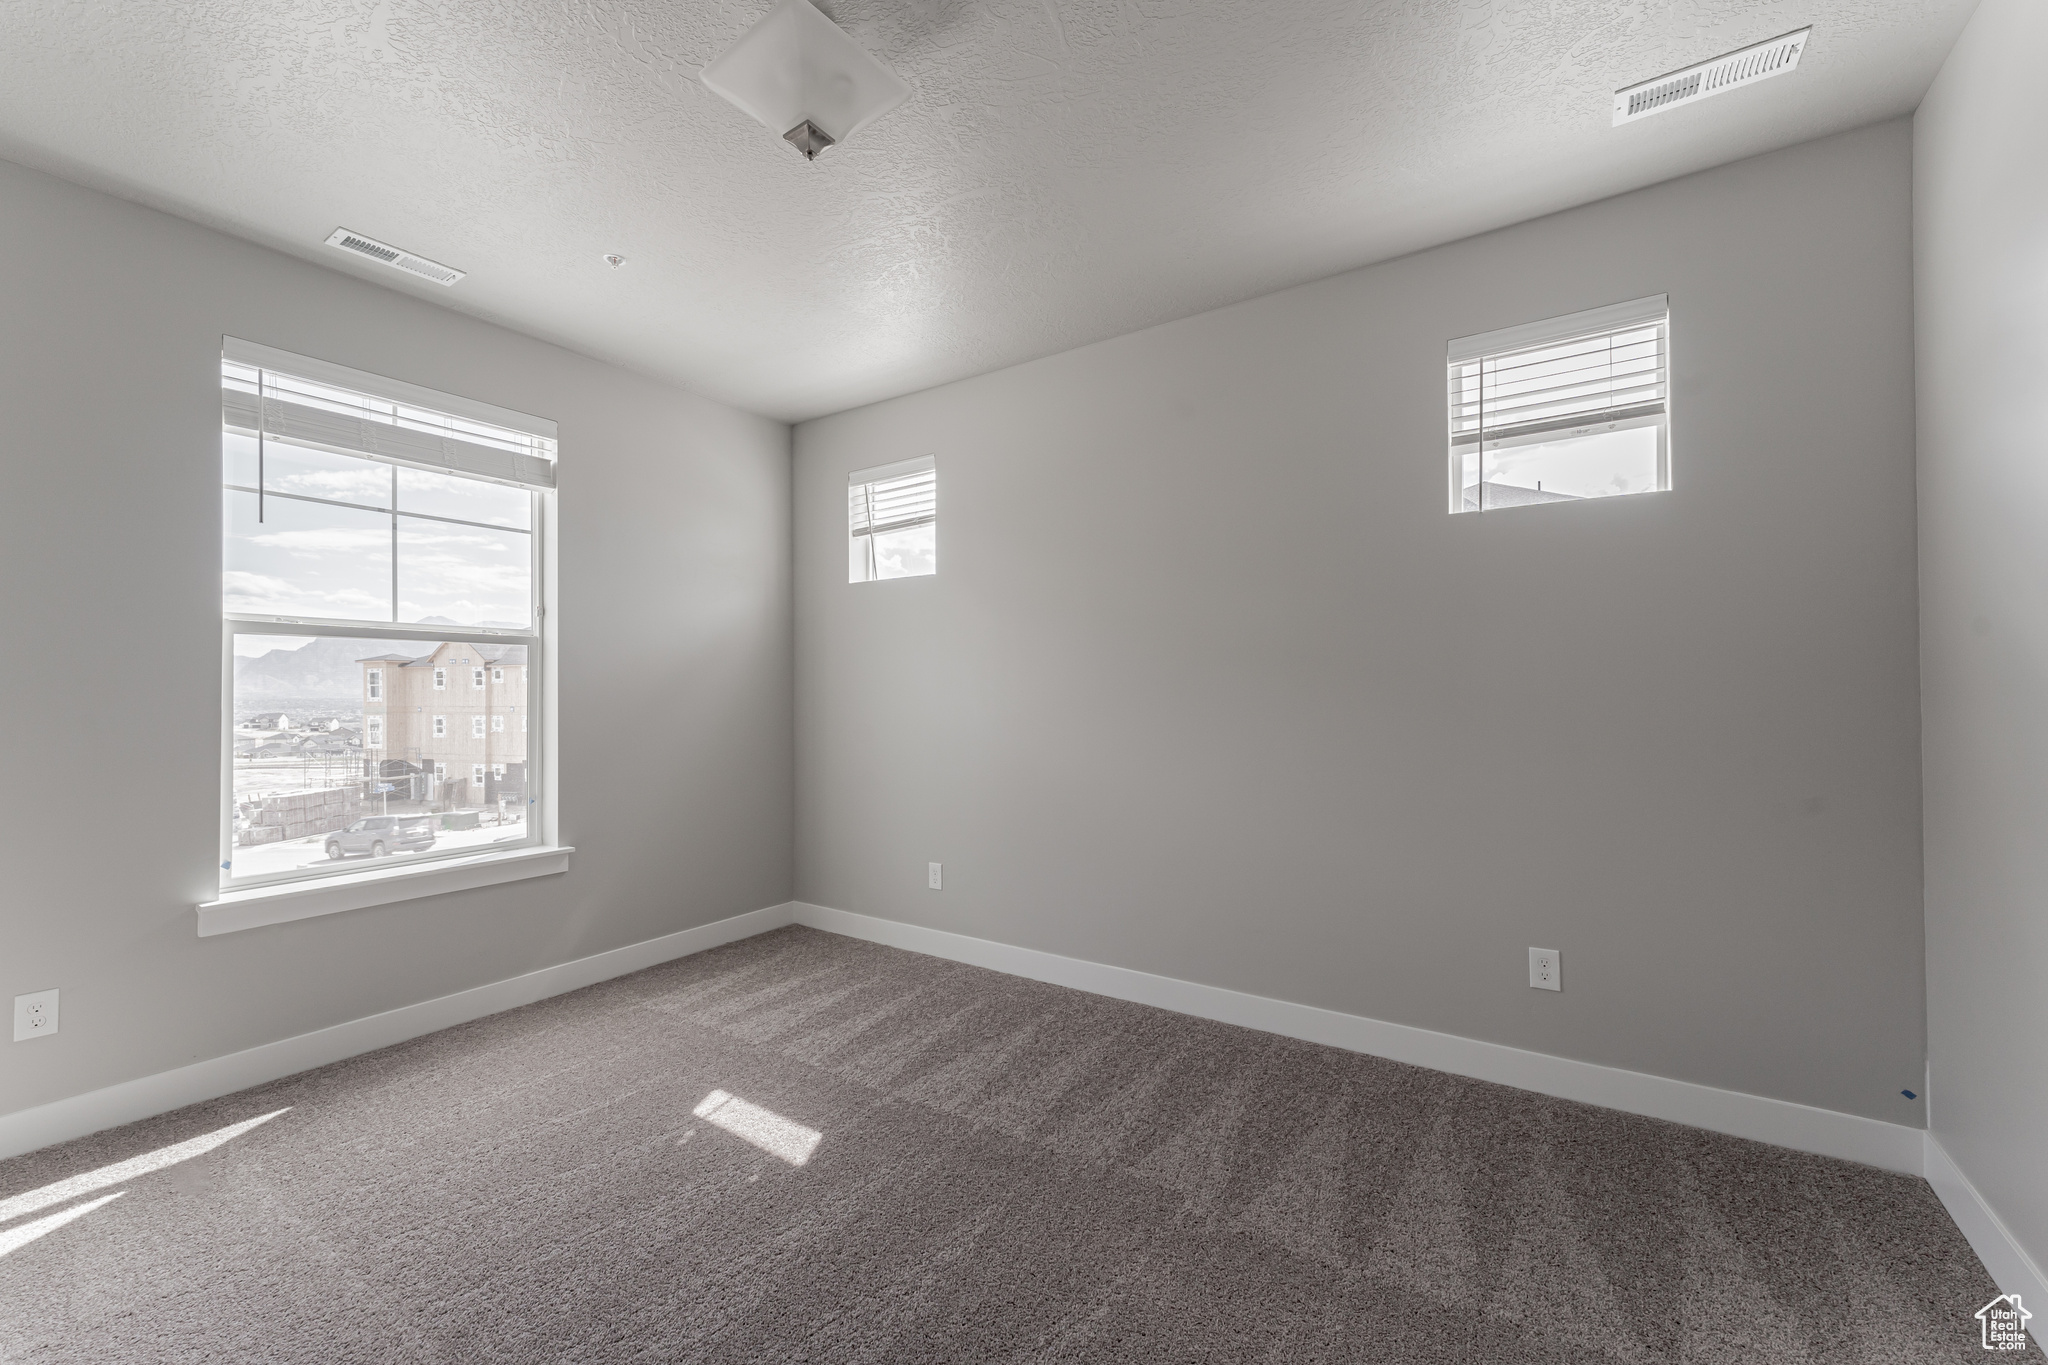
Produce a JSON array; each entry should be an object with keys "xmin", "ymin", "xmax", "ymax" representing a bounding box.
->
[
  {"xmin": 1916, "ymin": 0, "xmax": 2048, "ymax": 1275},
  {"xmin": 0, "ymin": 158, "xmax": 792, "ymax": 1117},
  {"xmin": 795, "ymin": 120, "xmax": 1924, "ymax": 1123}
]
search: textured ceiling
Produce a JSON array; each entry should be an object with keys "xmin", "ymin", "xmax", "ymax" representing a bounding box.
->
[{"xmin": 0, "ymin": 0, "xmax": 1971, "ymax": 421}]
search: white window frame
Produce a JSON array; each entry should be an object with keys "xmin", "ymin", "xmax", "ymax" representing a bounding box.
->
[
  {"xmin": 493, "ymin": 763, "xmax": 506, "ymax": 780},
  {"xmin": 472, "ymin": 666, "xmax": 485, "ymax": 689},
  {"xmin": 433, "ymin": 715, "xmax": 448, "ymax": 738},
  {"xmin": 1447, "ymin": 295, "xmax": 1671, "ymax": 514},
  {"xmin": 472, "ymin": 763, "xmax": 486, "ymax": 789},
  {"xmin": 492, "ymin": 667, "xmax": 504, "ymax": 684},
  {"xmin": 433, "ymin": 667, "xmax": 447, "ymax": 691},
  {"xmin": 491, "ymin": 715, "xmax": 504, "ymax": 733},
  {"xmin": 367, "ymin": 667, "xmax": 382, "ymax": 700},
  {"xmin": 366, "ymin": 716, "xmax": 383, "ymax": 749},
  {"xmin": 212, "ymin": 338, "xmax": 564, "ymax": 931},
  {"xmin": 471, "ymin": 715, "xmax": 486, "ymax": 738}
]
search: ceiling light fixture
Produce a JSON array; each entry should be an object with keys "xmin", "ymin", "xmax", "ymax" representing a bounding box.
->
[
  {"xmin": 604, "ymin": 254, "xmax": 625, "ymax": 268},
  {"xmin": 701, "ymin": 0, "xmax": 910, "ymax": 160},
  {"xmin": 1613, "ymin": 28, "xmax": 1811, "ymax": 125}
]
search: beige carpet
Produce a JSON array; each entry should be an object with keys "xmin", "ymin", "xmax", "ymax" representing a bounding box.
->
[{"xmin": 0, "ymin": 926, "xmax": 2027, "ymax": 1362}]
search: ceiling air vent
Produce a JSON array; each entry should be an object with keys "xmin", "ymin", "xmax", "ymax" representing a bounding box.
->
[
  {"xmin": 323, "ymin": 228, "xmax": 466, "ymax": 286},
  {"xmin": 1613, "ymin": 28, "xmax": 1810, "ymax": 125}
]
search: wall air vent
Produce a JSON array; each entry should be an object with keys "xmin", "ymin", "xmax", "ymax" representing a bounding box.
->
[
  {"xmin": 323, "ymin": 228, "xmax": 466, "ymax": 286},
  {"xmin": 1613, "ymin": 28, "xmax": 1810, "ymax": 125}
]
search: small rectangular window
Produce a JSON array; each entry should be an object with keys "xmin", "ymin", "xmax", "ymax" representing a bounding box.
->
[
  {"xmin": 472, "ymin": 763, "xmax": 485, "ymax": 789},
  {"xmin": 493, "ymin": 763, "xmax": 506, "ymax": 780},
  {"xmin": 1448, "ymin": 296, "xmax": 1669, "ymax": 513},
  {"xmin": 492, "ymin": 667, "xmax": 503, "ymax": 684},
  {"xmin": 366, "ymin": 716, "xmax": 383, "ymax": 749},
  {"xmin": 433, "ymin": 715, "xmax": 447, "ymax": 738},
  {"xmin": 433, "ymin": 761, "xmax": 447, "ymax": 782},
  {"xmin": 471, "ymin": 715, "xmax": 486, "ymax": 738},
  {"xmin": 366, "ymin": 667, "xmax": 382, "ymax": 700},
  {"xmin": 472, "ymin": 667, "xmax": 485, "ymax": 688},
  {"xmin": 849, "ymin": 456, "xmax": 936, "ymax": 583},
  {"xmin": 491, "ymin": 715, "xmax": 504, "ymax": 733},
  {"xmin": 433, "ymin": 667, "xmax": 447, "ymax": 690}
]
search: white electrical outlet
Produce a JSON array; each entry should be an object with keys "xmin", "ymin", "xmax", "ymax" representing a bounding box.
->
[
  {"xmin": 1528, "ymin": 948, "xmax": 1560, "ymax": 991},
  {"xmin": 928, "ymin": 862, "xmax": 943, "ymax": 890},
  {"xmin": 13, "ymin": 989, "xmax": 59, "ymax": 1041}
]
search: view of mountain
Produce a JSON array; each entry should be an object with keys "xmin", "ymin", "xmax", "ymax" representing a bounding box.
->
[
  {"xmin": 234, "ymin": 637, "xmax": 413, "ymax": 697},
  {"xmin": 233, "ymin": 620, "xmax": 527, "ymax": 697}
]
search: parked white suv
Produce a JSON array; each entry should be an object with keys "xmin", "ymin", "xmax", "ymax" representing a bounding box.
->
[{"xmin": 325, "ymin": 815, "xmax": 437, "ymax": 860}]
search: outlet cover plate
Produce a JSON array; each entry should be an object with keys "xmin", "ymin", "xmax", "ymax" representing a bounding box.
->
[
  {"xmin": 927, "ymin": 862, "xmax": 942, "ymax": 890},
  {"xmin": 1528, "ymin": 948, "xmax": 1561, "ymax": 992},
  {"xmin": 13, "ymin": 988, "xmax": 59, "ymax": 1041}
]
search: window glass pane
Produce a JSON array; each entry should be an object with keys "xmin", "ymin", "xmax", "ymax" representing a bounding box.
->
[
  {"xmin": 1447, "ymin": 305, "xmax": 1668, "ymax": 514},
  {"xmin": 870, "ymin": 524, "xmax": 935, "ymax": 580},
  {"xmin": 396, "ymin": 518, "xmax": 532, "ymax": 629},
  {"xmin": 224, "ymin": 488, "xmax": 393, "ymax": 620},
  {"xmin": 223, "ymin": 433, "xmax": 391, "ymax": 509},
  {"xmin": 396, "ymin": 467, "xmax": 530, "ymax": 530},
  {"xmin": 1481, "ymin": 426, "xmax": 1661, "ymax": 506},
  {"xmin": 229, "ymin": 632, "xmax": 530, "ymax": 882},
  {"xmin": 849, "ymin": 460, "xmax": 937, "ymax": 582},
  {"xmin": 1455, "ymin": 446, "xmax": 1482, "ymax": 511}
]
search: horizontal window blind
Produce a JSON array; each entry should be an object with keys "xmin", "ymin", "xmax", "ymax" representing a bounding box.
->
[
  {"xmin": 1448, "ymin": 297, "xmax": 1668, "ymax": 452},
  {"xmin": 849, "ymin": 456, "xmax": 936, "ymax": 539},
  {"xmin": 221, "ymin": 359, "xmax": 556, "ymax": 491}
]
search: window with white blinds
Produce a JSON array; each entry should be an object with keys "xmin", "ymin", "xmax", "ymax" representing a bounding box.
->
[
  {"xmin": 1447, "ymin": 296, "xmax": 1670, "ymax": 513},
  {"xmin": 849, "ymin": 455, "xmax": 937, "ymax": 582},
  {"xmin": 221, "ymin": 339, "xmax": 549, "ymax": 891},
  {"xmin": 223, "ymin": 340, "xmax": 556, "ymax": 491}
]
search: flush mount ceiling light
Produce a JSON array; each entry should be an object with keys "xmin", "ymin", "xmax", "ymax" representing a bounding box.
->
[
  {"xmin": 701, "ymin": 0, "xmax": 910, "ymax": 160},
  {"xmin": 1613, "ymin": 27, "xmax": 1811, "ymax": 124}
]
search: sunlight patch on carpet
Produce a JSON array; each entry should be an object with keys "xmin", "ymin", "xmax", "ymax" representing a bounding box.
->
[
  {"xmin": 692, "ymin": 1090, "xmax": 821, "ymax": 1165},
  {"xmin": 0, "ymin": 1109, "xmax": 289, "ymax": 1226}
]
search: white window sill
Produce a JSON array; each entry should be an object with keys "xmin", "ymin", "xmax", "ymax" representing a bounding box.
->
[{"xmin": 196, "ymin": 845, "xmax": 573, "ymax": 937}]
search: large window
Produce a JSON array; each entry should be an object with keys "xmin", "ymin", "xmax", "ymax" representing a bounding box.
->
[
  {"xmin": 221, "ymin": 339, "xmax": 552, "ymax": 889},
  {"xmin": 849, "ymin": 456, "xmax": 936, "ymax": 582},
  {"xmin": 1448, "ymin": 296, "xmax": 1670, "ymax": 512}
]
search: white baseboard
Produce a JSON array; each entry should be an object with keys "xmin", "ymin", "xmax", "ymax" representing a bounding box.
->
[
  {"xmin": 0, "ymin": 896, "xmax": 1930, "ymax": 1182},
  {"xmin": 1926, "ymin": 1132, "xmax": 2048, "ymax": 1344},
  {"xmin": 0, "ymin": 901, "xmax": 798, "ymax": 1163},
  {"xmin": 790, "ymin": 902, "xmax": 1926, "ymax": 1176}
]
